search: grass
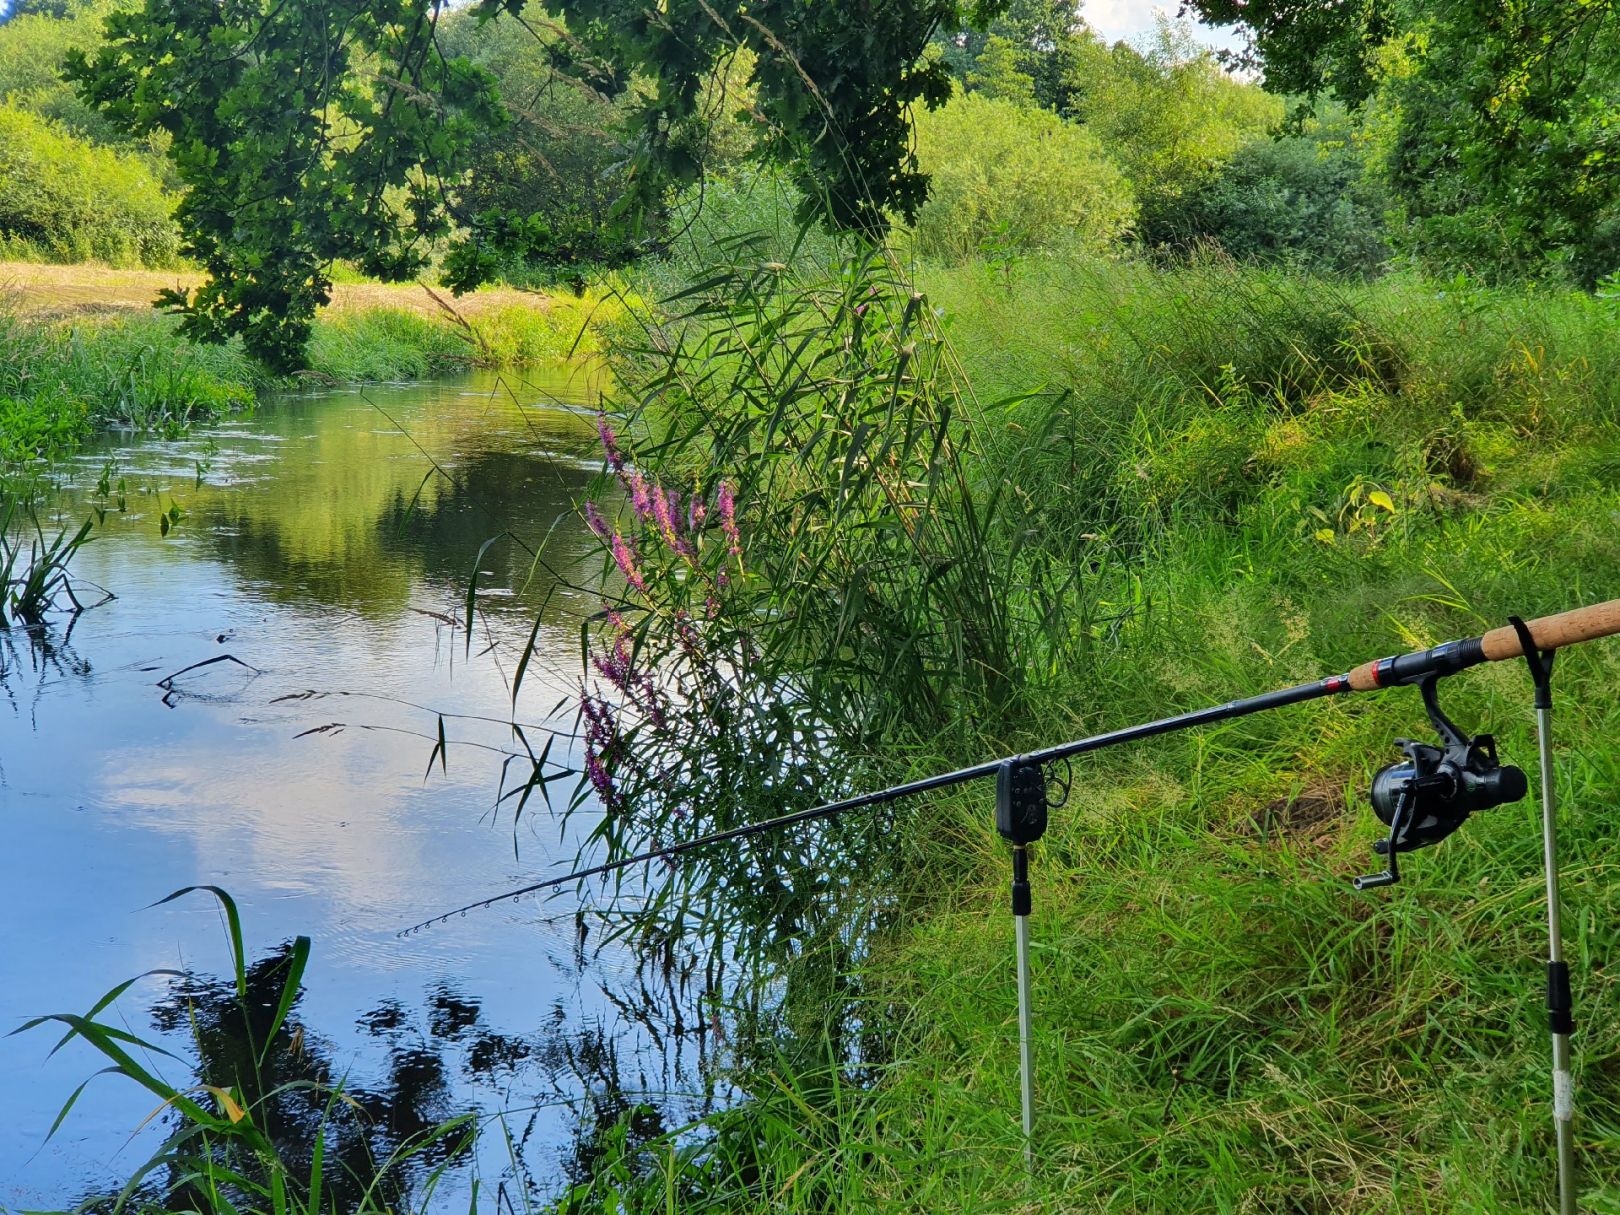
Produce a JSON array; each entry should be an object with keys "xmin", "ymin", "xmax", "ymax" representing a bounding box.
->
[
  {"xmin": 555, "ymin": 251, "xmax": 1620, "ymax": 1213},
  {"xmin": 0, "ymin": 263, "xmax": 627, "ymax": 460}
]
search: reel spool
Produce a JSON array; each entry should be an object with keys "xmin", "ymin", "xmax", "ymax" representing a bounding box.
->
[{"xmin": 1354, "ymin": 673, "xmax": 1528, "ymax": 889}]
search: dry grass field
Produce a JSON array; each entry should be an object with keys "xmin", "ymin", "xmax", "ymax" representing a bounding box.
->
[{"xmin": 0, "ymin": 260, "xmax": 556, "ymax": 321}]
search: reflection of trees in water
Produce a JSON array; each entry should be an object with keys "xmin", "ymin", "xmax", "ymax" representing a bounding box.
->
[
  {"xmin": 203, "ymin": 429, "xmax": 607, "ymax": 620},
  {"xmin": 98, "ymin": 941, "xmax": 723, "ymax": 1212},
  {"xmin": 374, "ymin": 447, "xmax": 605, "ymax": 606}
]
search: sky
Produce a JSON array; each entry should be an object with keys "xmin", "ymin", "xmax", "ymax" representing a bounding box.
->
[{"xmin": 1085, "ymin": 0, "xmax": 1248, "ymax": 55}]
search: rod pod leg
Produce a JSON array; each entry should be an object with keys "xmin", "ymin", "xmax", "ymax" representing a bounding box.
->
[
  {"xmin": 1013, "ymin": 845, "xmax": 1035, "ymax": 1172},
  {"xmin": 1511, "ymin": 616, "xmax": 1576, "ymax": 1215},
  {"xmin": 1537, "ymin": 703, "xmax": 1577, "ymax": 1215}
]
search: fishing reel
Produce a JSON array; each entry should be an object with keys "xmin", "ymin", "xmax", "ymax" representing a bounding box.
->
[{"xmin": 1353, "ymin": 674, "xmax": 1528, "ymax": 889}]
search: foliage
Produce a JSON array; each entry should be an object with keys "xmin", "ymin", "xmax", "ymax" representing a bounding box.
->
[
  {"xmin": 0, "ymin": 0, "xmax": 141, "ymax": 145},
  {"xmin": 0, "ymin": 293, "xmax": 605, "ymax": 458},
  {"xmin": 908, "ymin": 90, "xmax": 1135, "ymax": 263},
  {"xmin": 1063, "ymin": 20, "xmax": 1284, "ymax": 228},
  {"xmin": 64, "ymin": 0, "xmax": 1017, "ymax": 367},
  {"xmin": 0, "ymin": 479, "xmax": 97, "ymax": 626},
  {"xmin": 560, "ymin": 246, "xmax": 1100, "ymax": 977},
  {"xmin": 435, "ymin": 5, "xmax": 651, "ymax": 283},
  {"xmin": 1188, "ymin": 0, "xmax": 1620, "ymax": 286},
  {"xmin": 1143, "ymin": 124, "xmax": 1392, "ymax": 276},
  {"xmin": 0, "ymin": 102, "xmax": 178, "ymax": 266},
  {"xmin": 17, "ymin": 885, "xmax": 476, "ymax": 1212},
  {"xmin": 543, "ymin": 252, "xmax": 1620, "ymax": 1214},
  {"xmin": 638, "ymin": 169, "xmax": 854, "ymax": 302},
  {"xmin": 64, "ymin": 0, "xmax": 507, "ymax": 370},
  {"xmin": 933, "ymin": 0, "xmax": 1090, "ymax": 113}
]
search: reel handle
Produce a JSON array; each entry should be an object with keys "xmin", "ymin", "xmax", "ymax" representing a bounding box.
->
[
  {"xmin": 1348, "ymin": 598, "xmax": 1620, "ymax": 692},
  {"xmin": 1480, "ymin": 599, "xmax": 1620, "ymax": 661}
]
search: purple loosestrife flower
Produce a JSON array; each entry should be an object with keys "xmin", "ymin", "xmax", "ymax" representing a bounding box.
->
[
  {"xmin": 718, "ymin": 482, "xmax": 741, "ymax": 556},
  {"xmin": 584, "ymin": 501, "xmax": 610, "ymax": 540},
  {"xmin": 627, "ymin": 470, "xmax": 654, "ymax": 523},
  {"xmin": 579, "ymin": 692, "xmax": 621, "ymax": 810},
  {"xmin": 591, "ymin": 612, "xmax": 635, "ymax": 694},
  {"xmin": 653, "ymin": 486, "xmax": 695, "ymax": 561},
  {"xmin": 611, "ymin": 532, "xmax": 647, "ymax": 594},
  {"xmin": 597, "ymin": 414, "xmax": 626, "ymax": 472},
  {"xmin": 638, "ymin": 674, "xmax": 666, "ymax": 729}
]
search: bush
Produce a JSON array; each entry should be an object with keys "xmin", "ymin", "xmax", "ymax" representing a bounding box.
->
[
  {"xmin": 0, "ymin": 103, "xmax": 180, "ymax": 266},
  {"xmin": 909, "ymin": 91, "xmax": 1135, "ymax": 263},
  {"xmin": 1143, "ymin": 131, "xmax": 1392, "ymax": 276}
]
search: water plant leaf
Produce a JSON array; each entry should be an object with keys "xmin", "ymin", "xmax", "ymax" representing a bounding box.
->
[
  {"xmin": 203, "ymin": 1084, "xmax": 248, "ymax": 1124},
  {"xmin": 148, "ymin": 886, "xmax": 247, "ymax": 1001},
  {"xmin": 464, "ymin": 533, "xmax": 503, "ymax": 657},
  {"xmin": 257, "ymin": 934, "xmax": 310, "ymax": 1070}
]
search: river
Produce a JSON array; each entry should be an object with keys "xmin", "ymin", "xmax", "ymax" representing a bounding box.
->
[{"xmin": 0, "ymin": 370, "xmax": 719, "ymax": 1210}]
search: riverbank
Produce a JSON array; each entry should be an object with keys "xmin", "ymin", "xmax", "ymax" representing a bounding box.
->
[
  {"xmin": 566, "ymin": 254, "xmax": 1620, "ymax": 1212},
  {"xmin": 0, "ymin": 261, "xmax": 627, "ymax": 460}
]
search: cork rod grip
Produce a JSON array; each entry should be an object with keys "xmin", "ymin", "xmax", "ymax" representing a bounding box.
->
[
  {"xmin": 1346, "ymin": 597, "xmax": 1620, "ymax": 692},
  {"xmin": 1479, "ymin": 598, "xmax": 1620, "ymax": 661}
]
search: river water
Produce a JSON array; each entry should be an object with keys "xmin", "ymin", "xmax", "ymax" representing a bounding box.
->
[{"xmin": 0, "ymin": 371, "xmax": 718, "ymax": 1209}]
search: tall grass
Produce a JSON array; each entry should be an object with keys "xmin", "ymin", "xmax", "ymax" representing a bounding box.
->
[{"xmin": 0, "ymin": 474, "xmax": 101, "ymax": 627}]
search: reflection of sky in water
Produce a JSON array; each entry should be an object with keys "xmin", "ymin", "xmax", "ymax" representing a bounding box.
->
[{"xmin": 0, "ymin": 372, "xmax": 718, "ymax": 1209}]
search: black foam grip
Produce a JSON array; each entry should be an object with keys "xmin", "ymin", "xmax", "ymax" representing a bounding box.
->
[
  {"xmin": 1012, "ymin": 881, "xmax": 1031, "ymax": 917},
  {"xmin": 1548, "ymin": 960, "xmax": 1575, "ymax": 1035}
]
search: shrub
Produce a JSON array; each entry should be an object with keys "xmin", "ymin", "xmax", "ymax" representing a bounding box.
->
[
  {"xmin": 909, "ymin": 91, "xmax": 1135, "ymax": 263},
  {"xmin": 1143, "ymin": 131, "xmax": 1392, "ymax": 276},
  {"xmin": 0, "ymin": 103, "xmax": 180, "ymax": 266}
]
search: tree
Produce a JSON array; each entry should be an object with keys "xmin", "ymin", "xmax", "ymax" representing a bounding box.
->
[
  {"xmin": 66, "ymin": 0, "xmax": 1014, "ymax": 368},
  {"xmin": 936, "ymin": 0, "xmax": 1091, "ymax": 114},
  {"xmin": 1064, "ymin": 20, "xmax": 1282, "ymax": 226},
  {"xmin": 1184, "ymin": 0, "xmax": 1620, "ymax": 283},
  {"xmin": 909, "ymin": 88, "xmax": 1134, "ymax": 262}
]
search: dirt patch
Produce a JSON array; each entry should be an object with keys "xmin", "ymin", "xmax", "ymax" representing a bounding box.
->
[
  {"xmin": 0, "ymin": 260, "xmax": 555, "ymax": 320},
  {"xmin": 1248, "ymin": 783, "xmax": 1347, "ymax": 845}
]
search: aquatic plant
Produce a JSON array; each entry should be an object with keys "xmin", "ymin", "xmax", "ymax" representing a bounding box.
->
[
  {"xmin": 0, "ymin": 482, "xmax": 99, "ymax": 627},
  {"xmin": 16, "ymin": 886, "xmax": 476, "ymax": 1214}
]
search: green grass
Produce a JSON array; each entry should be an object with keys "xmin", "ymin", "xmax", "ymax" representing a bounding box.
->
[
  {"xmin": 558, "ymin": 253, "xmax": 1620, "ymax": 1213},
  {"xmin": 0, "ymin": 293, "xmax": 620, "ymax": 461}
]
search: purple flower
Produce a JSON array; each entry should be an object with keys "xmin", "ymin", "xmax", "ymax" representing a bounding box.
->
[
  {"xmin": 718, "ymin": 482, "xmax": 741, "ymax": 556},
  {"xmin": 611, "ymin": 532, "xmax": 647, "ymax": 594},
  {"xmin": 584, "ymin": 500, "xmax": 610, "ymax": 539},
  {"xmin": 597, "ymin": 414, "xmax": 626, "ymax": 472},
  {"xmin": 653, "ymin": 486, "xmax": 695, "ymax": 560},
  {"xmin": 579, "ymin": 692, "xmax": 621, "ymax": 809},
  {"xmin": 627, "ymin": 470, "xmax": 654, "ymax": 522}
]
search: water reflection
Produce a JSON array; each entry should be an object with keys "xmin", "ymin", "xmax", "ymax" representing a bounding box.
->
[{"xmin": 79, "ymin": 938, "xmax": 713, "ymax": 1214}]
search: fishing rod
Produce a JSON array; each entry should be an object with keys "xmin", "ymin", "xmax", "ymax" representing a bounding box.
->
[{"xmin": 403, "ymin": 596, "xmax": 1620, "ymax": 1207}]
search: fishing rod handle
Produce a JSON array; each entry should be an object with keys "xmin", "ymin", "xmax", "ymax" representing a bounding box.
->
[{"xmin": 1347, "ymin": 597, "xmax": 1620, "ymax": 692}]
